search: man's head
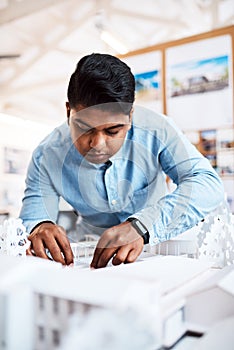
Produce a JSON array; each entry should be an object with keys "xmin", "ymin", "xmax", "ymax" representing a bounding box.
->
[
  {"xmin": 66, "ymin": 53, "xmax": 135, "ymax": 164},
  {"xmin": 67, "ymin": 53, "xmax": 135, "ymax": 113}
]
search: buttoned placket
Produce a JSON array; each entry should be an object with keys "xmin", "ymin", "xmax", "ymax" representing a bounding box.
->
[{"xmin": 104, "ymin": 162, "xmax": 120, "ymax": 211}]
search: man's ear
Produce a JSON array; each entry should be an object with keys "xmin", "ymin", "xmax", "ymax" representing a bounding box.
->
[{"xmin": 66, "ymin": 102, "xmax": 70, "ymax": 124}]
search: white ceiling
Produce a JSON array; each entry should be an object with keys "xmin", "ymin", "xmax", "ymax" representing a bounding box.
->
[{"xmin": 0, "ymin": 0, "xmax": 233, "ymax": 126}]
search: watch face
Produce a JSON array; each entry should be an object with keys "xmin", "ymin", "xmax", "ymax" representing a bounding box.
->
[
  {"xmin": 133, "ymin": 219, "xmax": 148, "ymax": 234},
  {"xmin": 131, "ymin": 219, "xmax": 150, "ymax": 245}
]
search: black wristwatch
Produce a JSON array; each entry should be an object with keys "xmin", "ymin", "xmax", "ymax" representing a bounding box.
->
[{"xmin": 127, "ymin": 218, "xmax": 150, "ymax": 244}]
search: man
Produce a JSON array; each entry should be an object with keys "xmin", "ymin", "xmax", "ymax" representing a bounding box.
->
[{"xmin": 20, "ymin": 53, "xmax": 224, "ymax": 268}]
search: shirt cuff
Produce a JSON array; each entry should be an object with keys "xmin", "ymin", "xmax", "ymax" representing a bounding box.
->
[{"xmin": 22, "ymin": 220, "xmax": 55, "ymax": 235}]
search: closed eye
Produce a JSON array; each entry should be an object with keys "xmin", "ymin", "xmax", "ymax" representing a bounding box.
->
[
  {"xmin": 72, "ymin": 119, "xmax": 126, "ymax": 136},
  {"xmin": 105, "ymin": 129, "xmax": 120, "ymax": 136},
  {"xmin": 73, "ymin": 121, "xmax": 92, "ymax": 133},
  {"xmin": 105, "ymin": 125, "xmax": 125, "ymax": 136},
  {"xmin": 79, "ymin": 125, "xmax": 91, "ymax": 132}
]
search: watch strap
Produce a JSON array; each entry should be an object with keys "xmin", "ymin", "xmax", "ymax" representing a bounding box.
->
[{"xmin": 127, "ymin": 218, "xmax": 150, "ymax": 244}]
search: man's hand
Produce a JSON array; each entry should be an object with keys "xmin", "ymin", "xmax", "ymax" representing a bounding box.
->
[
  {"xmin": 26, "ymin": 222, "xmax": 74, "ymax": 265},
  {"xmin": 90, "ymin": 221, "xmax": 144, "ymax": 269}
]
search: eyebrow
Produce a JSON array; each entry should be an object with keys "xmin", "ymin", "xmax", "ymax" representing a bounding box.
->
[
  {"xmin": 73, "ymin": 118, "xmax": 125, "ymax": 130},
  {"xmin": 106, "ymin": 124, "xmax": 125, "ymax": 130}
]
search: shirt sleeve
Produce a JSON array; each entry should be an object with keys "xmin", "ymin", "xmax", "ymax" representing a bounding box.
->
[
  {"xmin": 19, "ymin": 146, "xmax": 59, "ymax": 234},
  {"xmin": 131, "ymin": 117, "xmax": 225, "ymax": 245}
]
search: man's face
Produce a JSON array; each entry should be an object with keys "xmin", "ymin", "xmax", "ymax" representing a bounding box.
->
[{"xmin": 68, "ymin": 104, "xmax": 132, "ymax": 164}]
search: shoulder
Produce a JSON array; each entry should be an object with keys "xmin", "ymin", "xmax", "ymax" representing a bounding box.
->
[
  {"xmin": 32, "ymin": 122, "xmax": 71, "ymax": 159},
  {"xmin": 132, "ymin": 105, "xmax": 179, "ymax": 132},
  {"xmin": 41, "ymin": 122, "xmax": 70, "ymax": 146},
  {"xmin": 131, "ymin": 105, "xmax": 180, "ymax": 141}
]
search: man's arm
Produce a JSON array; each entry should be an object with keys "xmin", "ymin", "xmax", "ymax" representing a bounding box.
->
[
  {"xmin": 20, "ymin": 148, "xmax": 73, "ymax": 265},
  {"xmin": 91, "ymin": 116, "xmax": 224, "ymax": 268},
  {"xmin": 131, "ymin": 117, "xmax": 224, "ymax": 244}
]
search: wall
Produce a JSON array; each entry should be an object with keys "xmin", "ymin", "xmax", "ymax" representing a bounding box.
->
[{"xmin": 0, "ymin": 113, "xmax": 54, "ymax": 218}]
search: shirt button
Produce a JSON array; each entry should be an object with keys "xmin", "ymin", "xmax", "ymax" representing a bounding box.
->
[
  {"xmin": 111, "ymin": 199, "xmax": 117, "ymax": 205},
  {"xmin": 106, "ymin": 169, "xmax": 110, "ymax": 174}
]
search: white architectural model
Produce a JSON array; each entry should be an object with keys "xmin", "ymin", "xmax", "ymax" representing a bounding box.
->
[
  {"xmin": 1, "ymin": 252, "xmax": 233, "ymax": 350},
  {"xmin": 0, "ymin": 213, "xmax": 234, "ymax": 349}
]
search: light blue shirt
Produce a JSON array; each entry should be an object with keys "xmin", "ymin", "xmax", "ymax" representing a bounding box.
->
[{"xmin": 20, "ymin": 106, "xmax": 224, "ymax": 244}]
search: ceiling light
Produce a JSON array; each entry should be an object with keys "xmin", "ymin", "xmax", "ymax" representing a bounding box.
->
[{"xmin": 100, "ymin": 30, "xmax": 129, "ymax": 55}]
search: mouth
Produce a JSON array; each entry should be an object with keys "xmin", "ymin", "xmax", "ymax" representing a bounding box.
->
[{"xmin": 85, "ymin": 153, "xmax": 109, "ymax": 163}]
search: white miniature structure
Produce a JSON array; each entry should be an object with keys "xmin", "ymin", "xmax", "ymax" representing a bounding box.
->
[
  {"xmin": 0, "ymin": 212, "xmax": 233, "ymax": 350},
  {"xmin": 0, "ymin": 253, "xmax": 217, "ymax": 350},
  {"xmin": 147, "ymin": 203, "xmax": 234, "ymax": 268},
  {"xmin": 0, "ymin": 218, "xmax": 30, "ymax": 256},
  {"xmin": 185, "ymin": 264, "xmax": 234, "ymax": 332},
  {"xmin": 0, "ymin": 255, "xmax": 162, "ymax": 350}
]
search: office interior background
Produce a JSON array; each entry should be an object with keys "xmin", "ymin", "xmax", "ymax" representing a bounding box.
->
[
  {"xmin": 0, "ymin": 0, "xmax": 234, "ymax": 219},
  {"xmin": 0, "ymin": 2, "xmax": 234, "ymax": 350}
]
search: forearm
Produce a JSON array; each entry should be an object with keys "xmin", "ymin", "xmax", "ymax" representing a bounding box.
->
[
  {"xmin": 20, "ymin": 194, "xmax": 59, "ymax": 234},
  {"xmin": 20, "ymin": 149, "xmax": 60, "ymax": 233},
  {"xmin": 132, "ymin": 167, "xmax": 224, "ymax": 244},
  {"xmin": 133, "ymin": 116, "xmax": 226, "ymax": 244}
]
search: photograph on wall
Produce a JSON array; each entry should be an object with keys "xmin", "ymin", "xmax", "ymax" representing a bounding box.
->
[
  {"xmin": 3, "ymin": 146, "xmax": 30, "ymax": 175},
  {"xmin": 217, "ymin": 150, "xmax": 234, "ymax": 175},
  {"xmin": 222, "ymin": 177, "xmax": 234, "ymax": 213},
  {"xmin": 170, "ymin": 55, "xmax": 229, "ymax": 98},
  {"xmin": 216, "ymin": 128, "xmax": 234, "ymax": 150},
  {"xmin": 216, "ymin": 128, "xmax": 234, "ymax": 176},
  {"xmin": 166, "ymin": 35, "xmax": 233, "ymax": 131},
  {"xmin": 199, "ymin": 129, "xmax": 217, "ymax": 169},
  {"xmin": 122, "ymin": 51, "xmax": 162, "ymax": 113},
  {"xmin": 135, "ymin": 70, "xmax": 160, "ymax": 102},
  {"xmin": 200, "ymin": 129, "xmax": 217, "ymax": 152}
]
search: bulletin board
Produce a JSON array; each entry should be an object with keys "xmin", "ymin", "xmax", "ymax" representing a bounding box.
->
[
  {"xmin": 119, "ymin": 25, "xmax": 234, "ymax": 212},
  {"xmin": 119, "ymin": 25, "xmax": 234, "ymax": 126}
]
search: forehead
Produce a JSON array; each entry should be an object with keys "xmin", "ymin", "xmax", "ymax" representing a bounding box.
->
[{"xmin": 70, "ymin": 105, "xmax": 130, "ymax": 127}]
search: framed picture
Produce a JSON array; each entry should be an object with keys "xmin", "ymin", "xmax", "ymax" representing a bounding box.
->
[
  {"xmin": 216, "ymin": 128, "xmax": 234, "ymax": 176},
  {"xmin": 166, "ymin": 35, "xmax": 233, "ymax": 130},
  {"xmin": 3, "ymin": 146, "xmax": 30, "ymax": 175},
  {"xmin": 122, "ymin": 51, "xmax": 162, "ymax": 113}
]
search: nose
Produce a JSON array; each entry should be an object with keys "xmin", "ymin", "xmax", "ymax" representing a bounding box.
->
[{"xmin": 90, "ymin": 131, "xmax": 106, "ymax": 151}]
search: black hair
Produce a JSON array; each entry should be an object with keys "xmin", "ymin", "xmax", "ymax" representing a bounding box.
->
[{"xmin": 67, "ymin": 53, "xmax": 135, "ymax": 114}]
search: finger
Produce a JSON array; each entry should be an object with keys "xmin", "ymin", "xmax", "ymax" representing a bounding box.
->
[
  {"xmin": 42, "ymin": 235, "xmax": 67, "ymax": 265},
  {"xmin": 90, "ymin": 247, "xmax": 102, "ymax": 268},
  {"xmin": 90, "ymin": 227, "xmax": 125, "ymax": 268},
  {"xmin": 48, "ymin": 244, "xmax": 65, "ymax": 264},
  {"xmin": 26, "ymin": 247, "xmax": 34, "ymax": 256},
  {"xmin": 55, "ymin": 231, "xmax": 74, "ymax": 265},
  {"xmin": 90, "ymin": 234, "xmax": 111, "ymax": 268},
  {"xmin": 112, "ymin": 246, "xmax": 129, "ymax": 266},
  {"xmin": 125, "ymin": 247, "xmax": 141, "ymax": 264},
  {"xmin": 91, "ymin": 247, "xmax": 117, "ymax": 269},
  {"xmin": 31, "ymin": 239, "xmax": 49, "ymax": 260},
  {"xmin": 97, "ymin": 247, "xmax": 117, "ymax": 268}
]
